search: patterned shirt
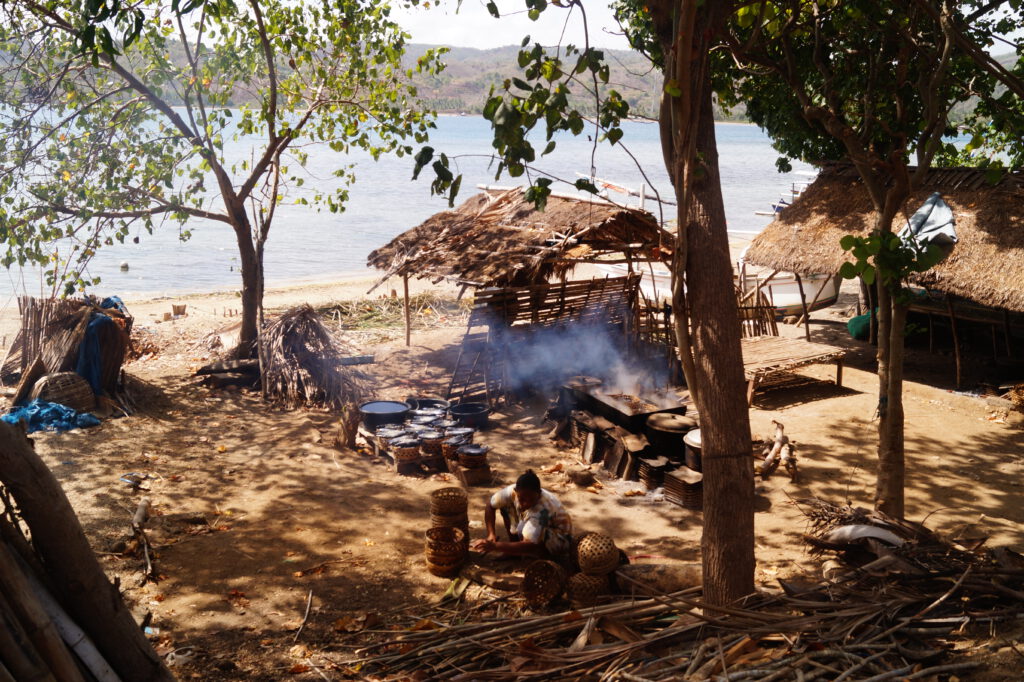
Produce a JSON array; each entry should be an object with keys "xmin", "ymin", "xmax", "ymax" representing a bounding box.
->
[{"xmin": 490, "ymin": 485, "xmax": 573, "ymax": 546}]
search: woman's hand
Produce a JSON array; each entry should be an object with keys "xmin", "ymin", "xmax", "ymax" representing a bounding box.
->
[{"xmin": 471, "ymin": 538, "xmax": 496, "ymax": 552}]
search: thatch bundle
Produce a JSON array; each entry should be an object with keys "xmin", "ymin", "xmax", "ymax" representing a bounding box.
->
[
  {"xmin": 744, "ymin": 163, "xmax": 1024, "ymax": 312},
  {"xmin": 368, "ymin": 187, "xmax": 672, "ymax": 288},
  {"xmin": 261, "ymin": 305, "xmax": 368, "ymax": 409}
]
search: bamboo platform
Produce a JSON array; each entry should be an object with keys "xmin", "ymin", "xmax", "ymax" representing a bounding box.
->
[{"xmin": 741, "ymin": 335, "xmax": 846, "ymax": 405}]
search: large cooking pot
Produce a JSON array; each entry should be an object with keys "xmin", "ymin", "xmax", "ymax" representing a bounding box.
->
[
  {"xmin": 645, "ymin": 413, "xmax": 697, "ymax": 460},
  {"xmin": 358, "ymin": 400, "xmax": 411, "ymax": 430},
  {"xmin": 449, "ymin": 402, "xmax": 490, "ymax": 429},
  {"xmin": 683, "ymin": 428, "xmax": 702, "ymax": 472},
  {"xmin": 406, "ymin": 397, "xmax": 451, "ymax": 412}
]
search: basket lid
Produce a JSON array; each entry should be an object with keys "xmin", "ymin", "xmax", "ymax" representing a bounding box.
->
[{"xmin": 683, "ymin": 428, "xmax": 702, "ymax": 448}]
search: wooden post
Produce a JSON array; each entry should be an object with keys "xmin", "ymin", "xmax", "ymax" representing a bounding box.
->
[
  {"xmin": 403, "ymin": 275, "xmax": 411, "ymax": 347},
  {"xmin": 794, "ymin": 273, "xmax": 811, "ymax": 341},
  {"xmin": 1004, "ymin": 310, "xmax": 1013, "ymax": 358},
  {"xmin": 928, "ymin": 312, "xmax": 935, "ymax": 353},
  {"xmin": 797, "ymin": 273, "xmax": 835, "ymax": 327},
  {"xmin": 946, "ymin": 296, "xmax": 962, "ymax": 389}
]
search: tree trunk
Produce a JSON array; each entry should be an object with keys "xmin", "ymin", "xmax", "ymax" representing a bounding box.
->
[
  {"xmin": 685, "ymin": 75, "xmax": 756, "ymax": 607},
  {"xmin": 876, "ymin": 298, "xmax": 908, "ymax": 517},
  {"xmin": 0, "ymin": 423, "xmax": 174, "ymax": 682},
  {"xmin": 229, "ymin": 210, "xmax": 260, "ymax": 356}
]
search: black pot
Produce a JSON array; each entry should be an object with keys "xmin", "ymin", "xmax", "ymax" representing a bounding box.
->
[
  {"xmin": 449, "ymin": 402, "xmax": 490, "ymax": 429},
  {"xmin": 406, "ymin": 397, "xmax": 451, "ymax": 412},
  {"xmin": 358, "ymin": 400, "xmax": 411, "ymax": 430}
]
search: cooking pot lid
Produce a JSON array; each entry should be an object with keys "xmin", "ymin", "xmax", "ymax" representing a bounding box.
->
[
  {"xmin": 414, "ymin": 408, "xmax": 445, "ymax": 417},
  {"xmin": 419, "ymin": 430, "xmax": 444, "ymax": 440},
  {"xmin": 646, "ymin": 413, "xmax": 697, "ymax": 432},
  {"xmin": 457, "ymin": 444, "xmax": 490, "ymax": 455},
  {"xmin": 444, "ymin": 435, "xmax": 469, "ymax": 445},
  {"xmin": 445, "ymin": 427, "xmax": 475, "ymax": 437},
  {"xmin": 683, "ymin": 428, "xmax": 702, "ymax": 448},
  {"xmin": 391, "ymin": 436, "xmax": 421, "ymax": 447},
  {"xmin": 434, "ymin": 419, "xmax": 459, "ymax": 429},
  {"xmin": 375, "ymin": 427, "xmax": 407, "ymax": 438}
]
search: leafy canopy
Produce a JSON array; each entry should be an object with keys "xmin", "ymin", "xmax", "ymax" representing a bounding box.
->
[{"xmin": 0, "ymin": 0, "xmax": 444, "ymax": 295}]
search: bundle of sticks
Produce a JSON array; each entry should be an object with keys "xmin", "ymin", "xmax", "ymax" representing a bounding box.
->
[{"xmin": 342, "ymin": 500, "xmax": 1024, "ymax": 680}]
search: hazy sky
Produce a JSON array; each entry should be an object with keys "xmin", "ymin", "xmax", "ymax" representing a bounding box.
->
[{"xmin": 392, "ymin": 0, "xmax": 633, "ymax": 50}]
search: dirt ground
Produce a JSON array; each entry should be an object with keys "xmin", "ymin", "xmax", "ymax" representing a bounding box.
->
[{"xmin": 4, "ymin": 275, "xmax": 1024, "ymax": 679}]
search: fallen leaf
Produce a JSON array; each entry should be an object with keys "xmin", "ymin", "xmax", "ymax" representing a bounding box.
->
[
  {"xmin": 624, "ymin": 490, "xmax": 644, "ymax": 497},
  {"xmin": 217, "ymin": 445, "xmax": 227, "ymax": 453},
  {"xmin": 541, "ymin": 462, "xmax": 564, "ymax": 474},
  {"xmin": 585, "ymin": 486, "xmax": 600, "ymax": 494},
  {"xmin": 288, "ymin": 664, "xmax": 310, "ymax": 674},
  {"xmin": 410, "ymin": 618, "xmax": 440, "ymax": 631}
]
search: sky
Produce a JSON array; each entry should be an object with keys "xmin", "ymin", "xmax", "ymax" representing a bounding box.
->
[{"xmin": 392, "ymin": 0, "xmax": 633, "ymax": 50}]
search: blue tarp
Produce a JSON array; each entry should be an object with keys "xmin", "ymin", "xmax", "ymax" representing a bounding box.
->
[
  {"xmin": 2, "ymin": 399, "xmax": 101, "ymax": 433},
  {"xmin": 75, "ymin": 313, "xmax": 116, "ymax": 395}
]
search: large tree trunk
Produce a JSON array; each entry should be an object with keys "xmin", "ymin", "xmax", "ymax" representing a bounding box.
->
[
  {"xmin": 686, "ymin": 77, "xmax": 756, "ymax": 606},
  {"xmin": 655, "ymin": 0, "xmax": 755, "ymax": 606},
  {"xmin": 0, "ymin": 423, "xmax": 174, "ymax": 681}
]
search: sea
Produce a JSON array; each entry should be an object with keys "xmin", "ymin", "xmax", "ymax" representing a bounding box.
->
[{"xmin": 0, "ymin": 115, "xmax": 815, "ymax": 303}]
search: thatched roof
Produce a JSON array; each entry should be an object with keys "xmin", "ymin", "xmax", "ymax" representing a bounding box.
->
[
  {"xmin": 744, "ymin": 164, "xmax": 1024, "ymax": 312},
  {"xmin": 367, "ymin": 187, "xmax": 671, "ymax": 288}
]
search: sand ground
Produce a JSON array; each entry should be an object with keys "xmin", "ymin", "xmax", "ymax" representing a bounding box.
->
[{"xmin": 4, "ymin": 273, "xmax": 1023, "ymax": 679}]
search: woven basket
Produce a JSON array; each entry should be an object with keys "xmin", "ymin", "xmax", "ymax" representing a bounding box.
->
[
  {"xmin": 426, "ymin": 556, "xmax": 463, "ymax": 578},
  {"xmin": 442, "ymin": 437, "xmax": 469, "ymax": 460},
  {"xmin": 425, "ymin": 526, "xmax": 467, "ymax": 563},
  {"xmin": 458, "ymin": 452, "xmax": 488, "ymax": 469},
  {"xmin": 568, "ymin": 572, "xmax": 608, "ymax": 607},
  {"xmin": 430, "ymin": 487, "xmax": 468, "ymax": 516},
  {"xmin": 577, "ymin": 533, "xmax": 620, "ymax": 576},
  {"xmin": 521, "ymin": 560, "xmax": 565, "ymax": 608},
  {"xmin": 30, "ymin": 372, "xmax": 95, "ymax": 413},
  {"xmin": 393, "ymin": 444, "xmax": 421, "ymax": 463}
]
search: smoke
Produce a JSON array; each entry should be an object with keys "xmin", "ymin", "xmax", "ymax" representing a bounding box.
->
[{"xmin": 492, "ymin": 322, "xmax": 673, "ymax": 399}]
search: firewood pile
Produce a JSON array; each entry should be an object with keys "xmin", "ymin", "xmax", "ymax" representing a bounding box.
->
[
  {"xmin": 346, "ymin": 499, "xmax": 1024, "ymax": 680},
  {"xmin": 0, "ymin": 422, "xmax": 172, "ymax": 680}
]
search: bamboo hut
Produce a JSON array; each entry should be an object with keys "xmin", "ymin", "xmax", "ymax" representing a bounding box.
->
[
  {"xmin": 367, "ymin": 186, "xmax": 672, "ymax": 347},
  {"xmin": 744, "ymin": 163, "xmax": 1024, "ymax": 384}
]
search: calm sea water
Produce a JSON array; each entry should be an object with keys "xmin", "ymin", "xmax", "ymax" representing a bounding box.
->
[{"xmin": 0, "ymin": 116, "xmax": 813, "ymax": 302}]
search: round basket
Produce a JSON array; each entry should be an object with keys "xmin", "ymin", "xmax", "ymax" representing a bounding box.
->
[
  {"xmin": 30, "ymin": 372, "xmax": 95, "ymax": 413},
  {"xmin": 391, "ymin": 436, "xmax": 422, "ymax": 463},
  {"xmin": 430, "ymin": 487, "xmax": 468, "ymax": 516},
  {"xmin": 425, "ymin": 526, "xmax": 467, "ymax": 563},
  {"xmin": 420, "ymin": 430, "xmax": 445, "ymax": 457},
  {"xmin": 426, "ymin": 556, "xmax": 464, "ymax": 578},
  {"xmin": 567, "ymin": 572, "xmax": 608, "ymax": 607},
  {"xmin": 577, "ymin": 533, "xmax": 620, "ymax": 576},
  {"xmin": 442, "ymin": 436, "xmax": 469, "ymax": 460},
  {"xmin": 521, "ymin": 560, "xmax": 566, "ymax": 608}
]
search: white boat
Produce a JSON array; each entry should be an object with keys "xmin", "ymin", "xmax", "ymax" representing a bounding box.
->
[{"xmin": 597, "ymin": 258, "xmax": 840, "ymax": 319}]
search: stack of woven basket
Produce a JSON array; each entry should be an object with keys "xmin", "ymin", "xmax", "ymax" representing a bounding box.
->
[
  {"xmin": 427, "ymin": 487, "xmax": 469, "ymax": 576},
  {"xmin": 567, "ymin": 532, "xmax": 620, "ymax": 607},
  {"xmin": 424, "ymin": 526, "xmax": 466, "ymax": 577}
]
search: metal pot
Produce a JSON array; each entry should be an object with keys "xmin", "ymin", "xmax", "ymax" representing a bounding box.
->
[
  {"xmin": 449, "ymin": 402, "xmax": 491, "ymax": 429},
  {"xmin": 683, "ymin": 428, "xmax": 702, "ymax": 472},
  {"xmin": 406, "ymin": 397, "xmax": 451, "ymax": 412},
  {"xmin": 358, "ymin": 400, "xmax": 411, "ymax": 430}
]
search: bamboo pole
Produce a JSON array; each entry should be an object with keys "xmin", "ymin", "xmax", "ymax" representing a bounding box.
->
[
  {"xmin": 403, "ymin": 275, "xmax": 411, "ymax": 347},
  {"xmin": 0, "ymin": 588, "xmax": 54, "ymax": 682},
  {"xmin": 797, "ymin": 274, "xmax": 835, "ymax": 328},
  {"xmin": 794, "ymin": 273, "xmax": 811, "ymax": 342},
  {"xmin": 0, "ymin": 542, "xmax": 85, "ymax": 682}
]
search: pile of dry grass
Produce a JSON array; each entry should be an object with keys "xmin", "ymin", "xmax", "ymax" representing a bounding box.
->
[{"xmin": 261, "ymin": 305, "xmax": 368, "ymax": 410}]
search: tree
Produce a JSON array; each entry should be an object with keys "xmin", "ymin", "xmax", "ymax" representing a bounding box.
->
[
  {"xmin": 721, "ymin": 0, "xmax": 1008, "ymax": 518},
  {"xmin": 0, "ymin": 0, "xmax": 443, "ymax": 354},
  {"xmin": 423, "ymin": 0, "xmax": 756, "ymax": 605}
]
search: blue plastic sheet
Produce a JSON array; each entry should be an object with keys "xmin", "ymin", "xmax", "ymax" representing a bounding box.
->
[
  {"xmin": 76, "ymin": 313, "xmax": 115, "ymax": 395},
  {"xmin": 2, "ymin": 399, "xmax": 101, "ymax": 433}
]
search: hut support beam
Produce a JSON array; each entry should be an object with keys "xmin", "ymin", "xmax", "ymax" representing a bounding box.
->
[
  {"xmin": 794, "ymin": 273, "xmax": 811, "ymax": 342},
  {"xmin": 797, "ymin": 273, "xmax": 835, "ymax": 328},
  {"xmin": 403, "ymin": 276, "xmax": 411, "ymax": 347},
  {"xmin": 1004, "ymin": 310, "xmax": 1013, "ymax": 358},
  {"xmin": 946, "ymin": 296, "xmax": 962, "ymax": 389}
]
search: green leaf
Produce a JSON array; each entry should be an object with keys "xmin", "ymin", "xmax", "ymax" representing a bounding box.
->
[
  {"xmin": 411, "ymin": 146, "xmax": 434, "ymax": 180},
  {"xmin": 605, "ymin": 128, "xmax": 623, "ymax": 145},
  {"xmin": 664, "ymin": 80, "xmax": 681, "ymax": 97},
  {"xmin": 838, "ymin": 261, "xmax": 858, "ymax": 280},
  {"xmin": 575, "ymin": 179, "xmax": 598, "ymax": 194},
  {"xmin": 839, "ymin": 235, "xmax": 856, "ymax": 251},
  {"xmin": 485, "ymin": 1, "xmax": 499, "ymax": 18},
  {"xmin": 861, "ymin": 266, "xmax": 876, "ymax": 286}
]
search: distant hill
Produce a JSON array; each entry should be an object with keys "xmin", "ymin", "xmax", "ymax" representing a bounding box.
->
[{"xmin": 405, "ymin": 43, "xmax": 747, "ymax": 121}]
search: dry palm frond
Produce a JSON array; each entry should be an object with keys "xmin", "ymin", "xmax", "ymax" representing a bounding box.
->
[{"xmin": 261, "ymin": 305, "xmax": 368, "ymax": 409}]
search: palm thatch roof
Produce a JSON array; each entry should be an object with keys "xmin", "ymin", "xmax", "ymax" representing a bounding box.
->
[
  {"xmin": 367, "ymin": 187, "xmax": 672, "ymax": 289},
  {"xmin": 744, "ymin": 164, "xmax": 1024, "ymax": 312}
]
